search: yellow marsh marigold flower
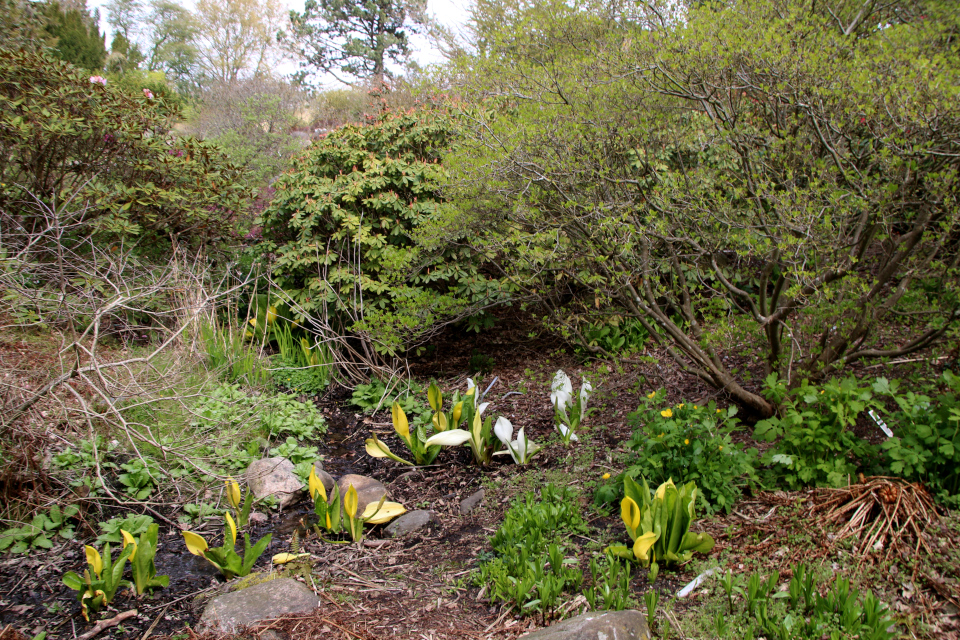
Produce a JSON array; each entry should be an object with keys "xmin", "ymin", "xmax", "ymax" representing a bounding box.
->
[
  {"xmin": 647, "ymin": 391, "xmax": 656, "ymax": 399},
  {"xmin": 677, "ymin": 403, "xmax": 685, "ymax": 409},
  {"xmin": 602, "ymin": 473, "xmax": 611, "ymax": 480},
  {"xmin": 660, "ymin": 409, "xmax": 673, "ymax": 418},
  {"xmin": 684, "ymin": 438, "xmax": 690, "ymax": 445}
]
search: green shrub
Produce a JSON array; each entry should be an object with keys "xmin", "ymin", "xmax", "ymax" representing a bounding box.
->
[
  {"xmin": 754, "ymin": 375, "xmax": 882, "ymax": 489},
  {"xmin": 256, "ymin": 103, "xmax": 507, "ymax": 355},
  {"xmin": 877, "ymin": 372, "xmax": 960, "ymax": 505},
  {"xmin": 0, "ymin": 47, "xmax": 248, "ymax": 247},
  {"xmin": 606, "ymin": 392, "xmax": 756, "ymax": 514}
]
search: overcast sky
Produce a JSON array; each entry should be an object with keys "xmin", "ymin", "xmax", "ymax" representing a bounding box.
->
[{"xmin": 90, "ymin": 0, "xmax": 473, "ymax": 86}]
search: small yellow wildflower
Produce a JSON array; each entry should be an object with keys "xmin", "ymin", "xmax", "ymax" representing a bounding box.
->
[
  {"xmin": 718, "ymin": 445, "xmax": 723, "ymax": 451},
  {"xmin": 660, "ymin": 409, "xmax": 673, "ymax": 418},
  {"xmin": 716, "ymin": 409, "xmax": 722, "ymax": 413},
  {"xmin": 677, "ymin": 403, "xmax": 685, "ymax": 409},
  {"xmin": 647, "ymin": 391, "xmax": 656, "ymax": 399},
  {"xmin": 693, "ymin": 405, "xmax": 698, "ymax": 409},
  {"xmin": 658, "ymin": 433, "xmax": 664, "ymax": 438},
  {"xmin": 602, "ymin": 473, "xmax": 611, "ymax": 480},
  {"xmin": 684, "ymin": 438, "xmax": 690, "ymax": 445},
  {"xmin": 821, "ymin": 390, "xmax": 825, "ymax": 394}
]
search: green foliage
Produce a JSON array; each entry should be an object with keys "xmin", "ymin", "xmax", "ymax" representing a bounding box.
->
[
  {"xmin": 257, "ymin": 104, "xmax": 507, "ymax": 355},
  {"xmin": 117, "ymin": 458, "xmax": 160, "ymax": 500},
  {"xmin": 877, "ymin": 372, "xmax": 960, "ymax": 505},
  {"xmin": 754, "ymin": 375, "xmax": 881, "ymax": 489},
  {"xmin": 578, "ymin": 317, "xmax": 649, "ymax": 356},
  {"xmin": 285, "ymin": 0, "xmax": 428, "ymax": 82},
  {"xmin": 53, "ymin": 435, "xmax": 117, "ymax": 470},
  {"xmin": 725, "ymin": 566, "xmax": 895, "ymax": 640},
  {"xmin": 584, "ymin": 555, "xmax": 632, "ymax": 612},
  {"xmin": 199, "ymin": 319, "xmax": 271, "ymax": 385},
  {"xmin": 193, "ymin": 78, "xmax": 305, "ymax": 190},
  {"xmin": 607, "ymin": 477, "xmax": 715, "ymax": 582},
  {"xmin": 269, "ymin": 437, "xmax": 321, "ymax": 465},
  {"xmin": 351, "ymin": 377, "xmax": 426, "ymax": 415},
  {"xmin": 475, "ymin": 484, "xmax": 587, "ymax": 615},
  {"xmin": 618, "ymin": 391, "xmax": 757, "ymax": 515},
  {"xmin": 448, "ymin": 0, "xmax": 960, "ymax": 415},
  {"xmin": 468, "ymin": 350, "xmax": 495, "ymax": 375},
  {"xmin": 0, "ymin": 46, "xmax": 249, "ymax": 247},
  {"xmin": 271, "ymin": 319, "xmax": 334, "ymax": 395},
  {"xmin": 0, "ymin": 505, "xmax": 79, "ymax": 554},
  {"xmin": 126, "ymin": 524, "xmax": 170, "ymax": 595},
  {"xmin": 178, "ymin": 502, "xmax": 222, "ymax": 524},
  {"xmin": 183, "ymin": 515, "xmax": 271, "ymax": 580},
  {"xmin": 96, "ymin": 514, "xmax": 155, "ymax": 544},
  {"xmin": 43, "ymin": 2, "xmax": 107, "ymax": 72},
  {"xmin": 192, "ymin": 383, "xmax": 327, "ymax": 443},
  {"xmin": 62, "ymin": 543, "xmax": 133, "ymax": 621}
]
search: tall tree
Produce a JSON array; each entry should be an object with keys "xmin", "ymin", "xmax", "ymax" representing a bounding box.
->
[
  {"xmin": 143, "ymin": 0, "xmax": 200, "ymax": 93},
  {"xmin": 194, "ymin": 0, "xmax": 285, "ymax": 82},
  {"xmin": 285, "ymin": 0, "xmax": 430, "ymax": 85},
  {"xmin": 43, "ymin": 1, "xmax": 107, "ymax": 71}
]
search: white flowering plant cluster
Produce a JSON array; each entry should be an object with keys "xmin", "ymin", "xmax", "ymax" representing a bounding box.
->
[{"xmin": 551, "ymin": 370, "xmax": 592, "ymax": 446}]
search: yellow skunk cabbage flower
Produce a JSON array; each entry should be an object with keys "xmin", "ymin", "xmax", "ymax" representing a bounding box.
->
[
  {"xmin": 633, "ymin": 532, "xmax": 659, "ymax": 562},
  {"xmin": 362, "ymin": 500, "xmax": 407, "ymax": 524},
  {"xmin": 120, "ymin": 529, "xmax": 137, "ymax": 561},
  {"xmin": 392, "ymin": 403, "xmax": 410, "ymax": 440},
  {"xmin": 225, "ymin": 512, "xmax": 238, "ymax": 547},
  {"xmin": 85, "ymin": 545, "xmax": 103, "ymax": 578},
  {"xmin": 272, "ymin": 552, "xmax": 309, "ymax": 565},
  {"xmin": 265, "ymin": 305, "xmax": 278, "ymax": 324},
  {"xmin": 344, "ymin": 485, "xmax": 359, "ymax": 520},
  {"xmin": 225, "ymin": 478, "xmax": 242, "ymax": 510},
  {"xmin": 308, "ymin": 466, "xmax": 327, "ymax": 502},
  {"xmin": 182, "ymin": 531, "xmax": 208, "ymax": 556}
]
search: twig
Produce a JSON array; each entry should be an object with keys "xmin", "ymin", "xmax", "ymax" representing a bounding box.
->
[
  {"xmin": 77, "ymin": 609, "xmax": 137, "ymax": 640},
  {"xmin": 320, "ymin": 617, "xmax": 366, "ymax": 640},
  {"xmin": 140, "ymin": 604, "xmax": 169, "ymax": 640}
]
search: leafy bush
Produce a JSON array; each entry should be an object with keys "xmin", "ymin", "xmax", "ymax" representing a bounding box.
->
[
  {"xmin": 610, "ymin": 392, "xmax": 756, "ymax": 514},
  {"xmin": 350, "ymin": 377, "xmax": 426, "ymax": 416},
  {"xmin": 192, "ymin": 383, "xmax": 327, "ymax": 442},
  {"xmin": 0, "ymin": 505, "xmax": 79, "ymax": 553},
  {"xmin": 96, "ymin": 514, "xmax": 155, "ymax": 544},
  {"xmin": 754, "ymin": 376, "xmax": 882, "ymax": 489},
  {"xmin": 256, "ymin": 103, "xmax": 507, "ymax": 355},
  {"xmin": 475, "ymin": 484, "xmax": 587, "ymax": 615},
  {"xmin": 577, "ymin": 317, "xmax": 649, "ymax": 356},
  {"xmin": 0, "ymin": 47, "xmax": 249, "ymax": 247},
  {"xmin": 877, "ymin": 372, "xmax": 960, "ymax": 505}
]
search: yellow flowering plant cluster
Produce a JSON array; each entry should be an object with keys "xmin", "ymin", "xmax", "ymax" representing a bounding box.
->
[
  {"xmin": 62, "ymin": 524, "xmax": 169, "ymax": 620},
  {"xmin": 607, "ymin": 476, "xmax": 715, "ymax": 582},
  {"xmin": 607, "ymin": 390, "xmax": 758, "ymax": 515}
]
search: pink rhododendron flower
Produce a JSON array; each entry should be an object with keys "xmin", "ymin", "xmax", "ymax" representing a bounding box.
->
[
  {"xmin": 89, "ymin": 75, "xmax": 107, "ymax": 86},
  {"xmin": 142, "ymin": 88, "xmax": 154, "ymax": 99}
]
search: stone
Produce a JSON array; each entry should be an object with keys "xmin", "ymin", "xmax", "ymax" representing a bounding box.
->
[
  {"xmin": 460, "ymin": 489, "xmax": 485, "ymax": 515},
  {"xmin": 199, "ymin": 578, "xmax": 320, "ymax": 634},
  {"xmin": 245, "ymin": 458, "xmax": 303, "ymax": 508},
  {"xmin": 520, "ymin": 611, "xmax": 652, "ymax": 640},
  {"xmin": 313, "ymin": 462, "xmax": 336, "ymax": 497},
  {"xmin": 384, "ymin": 510, "xmax": 435, "ymax": 538},
  {"xmin": 337, "ymin": 474, "xmax": 387, "ymax": 514}
]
